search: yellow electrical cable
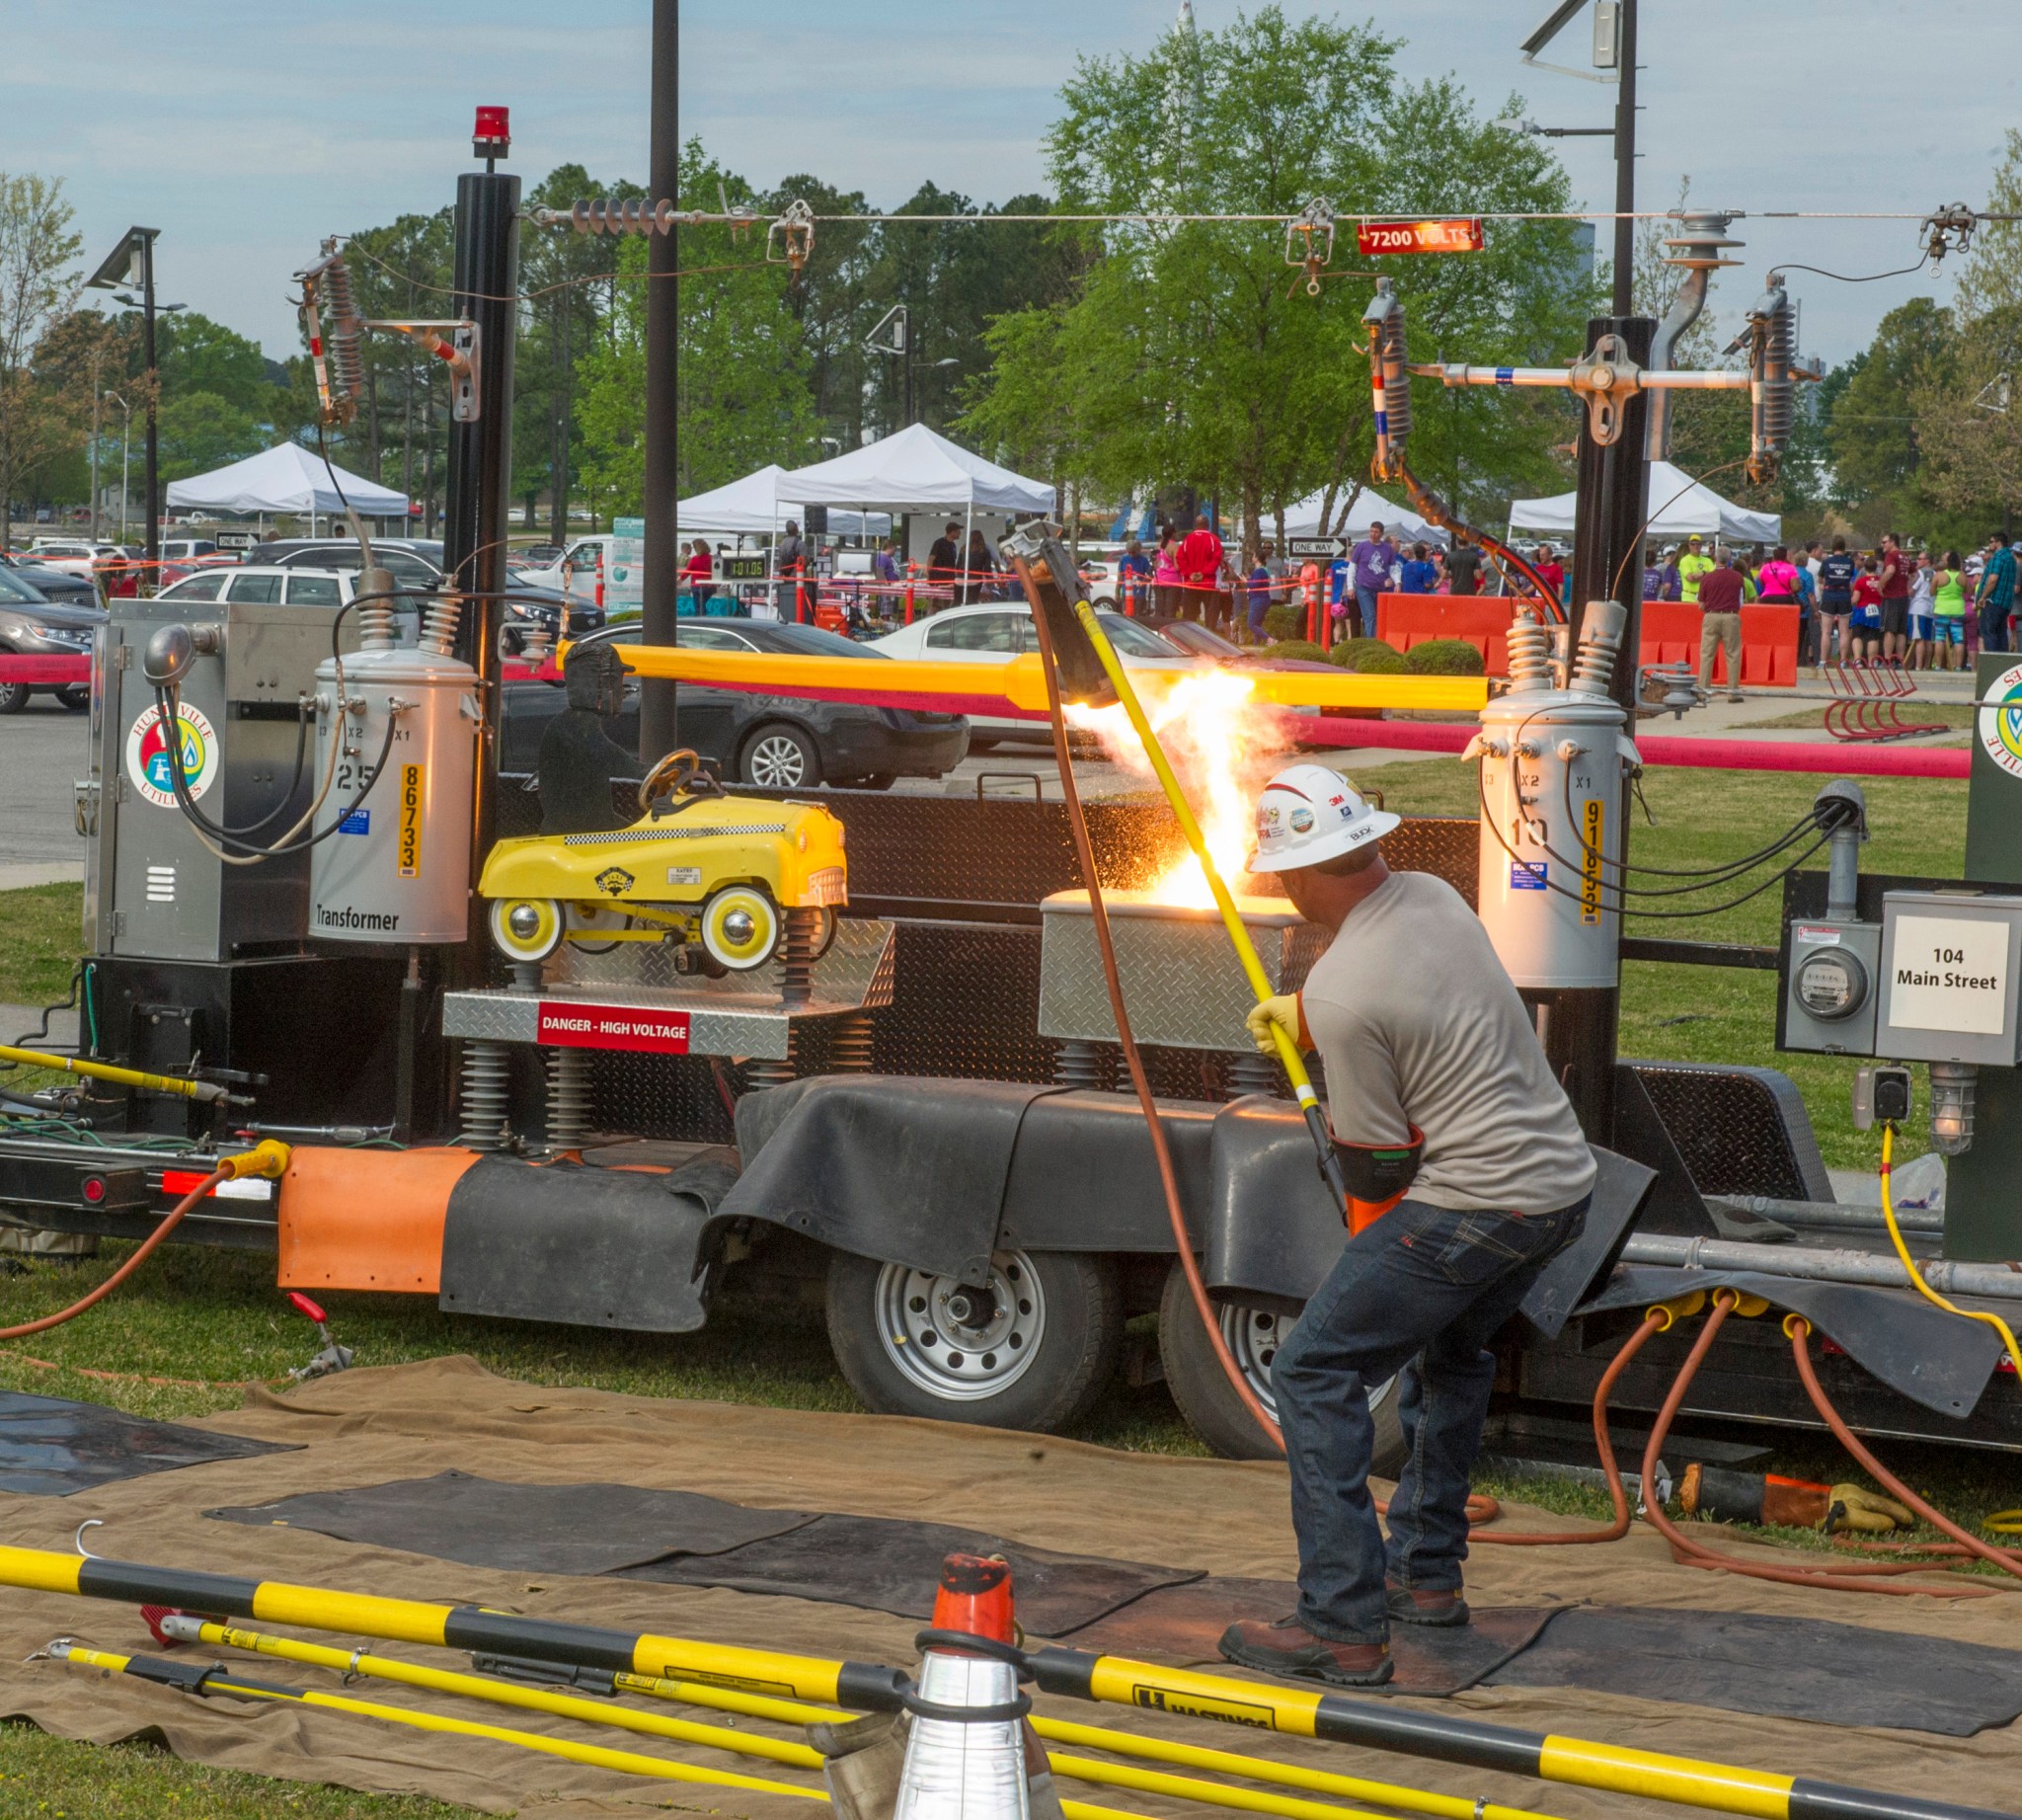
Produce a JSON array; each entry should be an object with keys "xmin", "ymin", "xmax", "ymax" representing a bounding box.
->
[
  {"xmin": 0, "ymin": 1041, "xmax": 225, "ymax": 1103},
  {"xmin": 1878, "ymin": 1123, "xmax": 2022, "ymax": 1377}
]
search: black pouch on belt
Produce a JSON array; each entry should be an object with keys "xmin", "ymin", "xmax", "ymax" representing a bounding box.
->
[{"xmin": 1330, "ymin": 1124, "xmax": 1424, "ymax": 1234}]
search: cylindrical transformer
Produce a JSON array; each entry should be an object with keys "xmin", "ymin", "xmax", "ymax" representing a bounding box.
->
[
  {"xmin": 1471, "ymin": 604, "xmax": 1639, "ymax": 989},
  {"xmin": 308, "ymin": 646, "xmax": 479, "ymax": 945}
]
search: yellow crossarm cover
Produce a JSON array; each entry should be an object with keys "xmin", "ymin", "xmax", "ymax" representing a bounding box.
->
[{"xmin": 601, "ymin": 643, "xmax": 1487, "ymax": 717}]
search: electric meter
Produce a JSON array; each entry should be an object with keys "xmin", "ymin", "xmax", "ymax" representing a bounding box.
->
[{"xmin": 1793, "ymin": 946, "xmax": 1868, "ymax": 1021}]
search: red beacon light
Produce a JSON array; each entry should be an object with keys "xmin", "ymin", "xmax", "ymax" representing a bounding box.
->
[{"xmin": 473, "ymin": 105, "xmax": 510, "ymax": 163}]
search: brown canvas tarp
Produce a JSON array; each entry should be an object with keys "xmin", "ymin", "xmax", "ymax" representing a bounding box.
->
[{"xmin": 2, "ymin": 1355, "xmax": 2018, "ymax": 1816}]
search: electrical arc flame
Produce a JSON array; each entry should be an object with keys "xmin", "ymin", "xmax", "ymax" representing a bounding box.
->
[{"xmin": 1065, "ymin": 668, "xmax": 1296, "ymax": 908}]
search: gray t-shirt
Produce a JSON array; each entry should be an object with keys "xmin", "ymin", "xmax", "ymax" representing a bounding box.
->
[{"xmin": 1300, "ymin": 870, "xmax": 1596, "ymax": 1216}]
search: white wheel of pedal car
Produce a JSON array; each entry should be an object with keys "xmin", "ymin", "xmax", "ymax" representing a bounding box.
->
[
  {"xmin": 1157, "ymin": 1262, "xmax": 1403, "ymax": 1468},
  {"xmin": 826, "ymin": 1247, "xmax": 1122, "ymax": 1433},
  {"xmin": 489, "ymin": 896, "xmax": 565, "ymax": 964},
  {"xmin": 699, "ymin": 884, "xmax": 781, "ymax": 971}
]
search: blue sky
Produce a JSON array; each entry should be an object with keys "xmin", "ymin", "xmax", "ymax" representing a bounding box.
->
[{"xmin": 7, "ymin": 1, "xmax": 2016, "ymax": 364}]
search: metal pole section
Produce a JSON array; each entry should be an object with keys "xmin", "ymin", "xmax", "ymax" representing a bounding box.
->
[
  {"xmin": 141, "ymin": 234, "xmax": 159, "ymax": 577},
  {"xmin": 1550, "ymin": 313, "xmax": 1653, "ymax": 1145},
  {"xmin": 638, "ymin": 0, "xmax": 681, "ymax": 763},
  {"xmin": 442, "ymin": 169, "xmax": 519, "ymax": 992},
  {"xmin": 1611, "ymin": 0, "xmax": 1637, "ymax": 317},
  {"xmin": 1619, "ymin": 1231, "xmax": 2022, "ymax": 1302}
]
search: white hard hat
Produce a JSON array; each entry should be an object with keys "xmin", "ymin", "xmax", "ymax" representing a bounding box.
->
[{"xmin": 1248, "ymin": 762, "xmax": 1400, "ymax": 873}]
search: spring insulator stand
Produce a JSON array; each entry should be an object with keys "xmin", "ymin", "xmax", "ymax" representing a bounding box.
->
[
  {"xmin": 778, "ymin": 910, "xmax": 820, "ymax": 1008},
  {"xmin": 1225, "ymin": 1050, "xmax": 1284, "ymax": 1100},
  {"xmin": 457, "ymin": 1041, "xmax": 512, "ymax": 1151},
  {"xmin": 1053, "ymin": 1039, "xmax": 1108, "ymax": 1092},
  {"xmin": 828, "ymin": 1011, "xmax": 874, "ymax": 1072},
  {"xmin": 743, "ymin": 1046, "xmax": 796, "ymax": 1092},
  {"xmin": 544, "ymin": 1046, "xmax": 592, "ymax": 1154}
]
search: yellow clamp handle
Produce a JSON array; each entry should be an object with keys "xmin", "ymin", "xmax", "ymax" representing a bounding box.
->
[{"xmin": 217, "ymin": 1140, "xmax": 291, "ymax": 1181}]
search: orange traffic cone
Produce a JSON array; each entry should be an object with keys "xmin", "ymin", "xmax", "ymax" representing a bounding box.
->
[{"xmin": 891, "ymin": 1553, "xmax": 1043, "ymax": 1820}]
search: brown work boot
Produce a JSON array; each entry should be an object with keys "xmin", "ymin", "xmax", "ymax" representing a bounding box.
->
[
  {"xmin": 1385, "ymin": 1583, "xmax": 1469, "ymax": 1627},
  {"xmin": 1218, "ymin": 1616, "xmax": 1393, "ymax": 1688}
]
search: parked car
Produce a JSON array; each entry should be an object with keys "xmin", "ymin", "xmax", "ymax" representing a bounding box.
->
[
  {"xmin": 154, "ymin": 565, "xmax": 424, "ymax": 643},
  {"xmin": 869, "ymin": 601, "xmax": 1191, "ymax": 748},
  {"xmin": 504, "ymin": 619, "xmax": 970, "ymax": 789},
  {"xmin": 515, "ymin": 542, "xmax": 565, "ymax": 569},
  {"xmin": 24, "ymin": 539, "xmax": 122, "ymax": 579},
  {"xmin": 0, "ymin": 564, "xmax": 102, "ymax": 712},
  {"xmin": 258, "ymin": 539, "xmax": 586, "ymax": 652},
  {"xmin": 0, "ymin": 551, "xmax": 98, "ymax": 608},
  {"xmin": 157, "ymin": 537, "xmax": 225, "ymax": 586}
]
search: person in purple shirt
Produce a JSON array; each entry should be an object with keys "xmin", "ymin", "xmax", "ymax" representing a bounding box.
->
[{"xmin": 1347, "ymin": 521, "xmax": 1394, "ymax": 640}]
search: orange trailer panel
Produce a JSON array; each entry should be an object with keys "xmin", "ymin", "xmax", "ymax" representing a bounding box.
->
[{"xmin": 276, "ymin": 1146, "xmax": 481, "ymax": 1295}]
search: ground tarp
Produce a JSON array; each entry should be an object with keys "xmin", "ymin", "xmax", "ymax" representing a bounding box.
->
[
  {"xmin": 1508, "ymin": 459, "xmax": 1780, "ymax": 544},
  {"xmin": 3, "ymin": 1356, "xmax": 2020, "ymax": 1817}
]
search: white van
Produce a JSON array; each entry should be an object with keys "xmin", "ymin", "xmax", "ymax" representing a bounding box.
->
[{"xmin": 513, "ymin": 523, "xmax": 643, "ymax": 616}]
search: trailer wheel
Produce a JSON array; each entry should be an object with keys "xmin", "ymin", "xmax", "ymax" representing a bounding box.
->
[
  {"xmin": 1158, "ymin": 1262, "xmax": 1404, "ymax": 1469},
  {"xmin": 826, "ymin": 1248, "xmax": 1122, "ymax": 1434}
]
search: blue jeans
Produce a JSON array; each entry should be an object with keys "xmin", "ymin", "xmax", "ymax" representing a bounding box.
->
[
  {"xmin": 1982, "ymin": 601, "xmax": 2013, "ymax": 653},
  {"xmin": 1271, "ymin": 1194, "xmax": 1589, "ymax": 1644},
  {"xmin": 1352, "ymin": 584, "xmax": 1380, "ymax": 640}
]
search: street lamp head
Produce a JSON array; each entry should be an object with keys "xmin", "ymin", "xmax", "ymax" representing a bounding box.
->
[{"xmin": 112, "ymin": 294, "xmax": 184, "ymax": 311}]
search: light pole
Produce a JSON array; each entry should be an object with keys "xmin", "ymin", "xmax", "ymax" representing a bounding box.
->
[
  {"xmin": 84, "ymin": 228, "xmax": 162, "ymax": 569},
  {"xmin": 104, "ymin": 393, "xmax": 131, "ymax": 544}
]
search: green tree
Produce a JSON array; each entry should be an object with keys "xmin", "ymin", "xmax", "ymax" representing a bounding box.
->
[
  {"xmin": 576, "ymin": 142, "xmax": 817, "ymax": 515},
  {"xmin": 156, "ymin": 311, "xmax": 272, "ymax": 417},
  {"xmin": 961, "ymin": 9, "xmax": 1593, "ymax": 546},
  {"xmin": 0, "ymin": 172, "xmax": 86, "ymax": 543},
  {"xmin": 1824, "ymin": 297, "xmax": 1954, "ymax": 520},
  {"xmin": 157, "ymin": 391, "xmax": 266, "ymax": 482}
]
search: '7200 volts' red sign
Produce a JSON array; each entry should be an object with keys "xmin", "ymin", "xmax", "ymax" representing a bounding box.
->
[
  {"xmin": 1357, "ymin": 218, "xmax": 1485, "ymax": 256},
  {"xmin": 536, "ymin": 1001, "xmax": 691, "ymax": 1055}
]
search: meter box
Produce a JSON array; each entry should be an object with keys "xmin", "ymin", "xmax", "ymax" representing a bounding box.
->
[
  {"xmin": 1877, "ymin": 890, "xmax": 2022, "ymax": 1066},
  {"xmin": 1782, "ymin": 916, "xmax": 1883, "ymax": 1055}
]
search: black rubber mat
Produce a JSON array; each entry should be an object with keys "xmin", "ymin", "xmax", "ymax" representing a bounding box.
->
[
  {"xmin": 0, "ymin": 1392, "xmax": 292, "ymax": 1497},
  {"xmin": 1485, "ymin": 1605, "xmax": 2022, "ymax": 1736},
  {"xmin": 210, "ymin": 1470, "xmax": 818, "ymax": 1575},
  {"xmin": 619, "ymin": 1511, "xmax": 1203, "ymax": 1637},
  {"xmin": 1061, "ymin": 1574, "xmax": 1557, "ymax": 1695}
]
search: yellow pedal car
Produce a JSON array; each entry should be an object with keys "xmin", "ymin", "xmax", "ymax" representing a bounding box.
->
[{"xmin": 479, "ymin": 751, "xmax": 847, "ymax": 973}]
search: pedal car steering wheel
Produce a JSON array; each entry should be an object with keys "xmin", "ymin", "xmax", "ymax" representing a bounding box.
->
[{"xmin": 640, "ymin": 748, "xmax": 724, "ymax": 812}]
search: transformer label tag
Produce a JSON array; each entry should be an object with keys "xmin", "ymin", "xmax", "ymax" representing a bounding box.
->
[
  {"xmin": 1580, "ymin": 798, "xmax": 1604, "ymax": 925},
  {"xmin": 397, "ymin": 764, "xmax": 423, "ymax": 878}
]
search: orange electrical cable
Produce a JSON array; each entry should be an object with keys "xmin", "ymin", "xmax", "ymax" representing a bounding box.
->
[
  {"xmin": 1638, "ymin": 1294, "xmax": 1992, "ymax": 1599},
  {"xmin": 1790, "ymin": 1317, "xmax": 2022, "ymax": 1586},
  {"xmin": 0, "ymin": 1169, "xmax": 225, "ymax": 1340}
]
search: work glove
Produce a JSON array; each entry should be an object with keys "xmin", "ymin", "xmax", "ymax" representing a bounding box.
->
[
  {"xmin": 1245, "ymin": 993, "xmax": 1308, "ymax": 1057},
  {"xmin": 1825, "ymin": 1484, "xmax": 1916, "ymax": 1535}
]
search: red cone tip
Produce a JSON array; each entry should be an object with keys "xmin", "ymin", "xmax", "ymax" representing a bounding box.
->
[{"xmin": 931, "ymin": 1552, "xmax": 1015, "ymax": 1644}]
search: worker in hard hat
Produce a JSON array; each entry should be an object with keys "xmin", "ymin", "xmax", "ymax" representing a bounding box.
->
[{"xmin": 1219, "ymin": 763, "xmax": 1595, "ymax": 1689}]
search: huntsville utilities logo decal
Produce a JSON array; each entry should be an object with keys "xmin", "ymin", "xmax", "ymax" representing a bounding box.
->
[
  {"xmin": 1981, "ymin": 662, "xmax": 2022, "ymax": 781},
  {"xmin": 1130, "ymin": 1685, "xmax": 1277, "ymax": 1728}
]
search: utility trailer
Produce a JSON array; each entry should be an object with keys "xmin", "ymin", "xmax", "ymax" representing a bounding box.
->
[{"xmin": 11, "ymin": 740, "xmax": 2017, "ymax": 1471}]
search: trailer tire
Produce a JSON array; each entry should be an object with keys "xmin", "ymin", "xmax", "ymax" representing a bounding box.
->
[
  {"xmin": 826, "ymin": 1247, "xmax": 1122, "ymax": 1434},
  {"xmin": 1158, "ymin": 1262, "xmax": 1404, "ymax": 1470}
]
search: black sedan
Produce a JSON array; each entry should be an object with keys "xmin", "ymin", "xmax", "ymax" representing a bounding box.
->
[
  {"xmin": 0, "ymin": 551, "xmax": 98, "ymax": 608},
  {"xmin": 501, "ymin": 618, "xmax": 971, "ymax": 789}
]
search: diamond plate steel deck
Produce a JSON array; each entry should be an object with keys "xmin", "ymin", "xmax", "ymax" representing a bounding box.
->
[{"xmin": 1038, "ymin": 891, "xmax": 1329, "ymax": 1052}]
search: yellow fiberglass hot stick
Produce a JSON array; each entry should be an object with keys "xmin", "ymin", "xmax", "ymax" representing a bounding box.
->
[
  {"xmin": 0, "ymin": 1042, "xmax": 228, "ymax": 1103},
  {"xmin": 1059, "ymin": 588, "xmax": 1352, "ymax": 1216}
]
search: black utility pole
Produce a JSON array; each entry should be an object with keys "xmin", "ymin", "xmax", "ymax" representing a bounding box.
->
[
  {"xmin": 638, "ymin": 0, "xmax": 680, "ymax": 763},
  {"xmin": 1610, "ymin": 0, "xmax": 1638, "ymax": 315},
  {"xmin": 140, "ymin": 232, "xmax": 160, "ymax": 574},
  {"xmin": 443, "ymin": 159, "xmax": 520, "ymax": 989}
]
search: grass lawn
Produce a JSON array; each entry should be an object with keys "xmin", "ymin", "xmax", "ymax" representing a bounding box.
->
[{"xmin": 0, "ymin": 762, "xmax": 2007, "ymax": 1814}]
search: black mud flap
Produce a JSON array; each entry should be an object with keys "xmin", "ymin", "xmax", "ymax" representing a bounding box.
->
[
  {"xmin": 1517, "ymin": 1146, "xmax": 1658, "ymax": 1339},
  {"xmin": 439, "ymin": 1153, "xmax": 727, "ymax": 1332}
]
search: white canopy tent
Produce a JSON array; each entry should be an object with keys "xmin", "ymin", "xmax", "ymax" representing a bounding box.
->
[
  {"xmin": 1508, "ymin": 460, "xmax": 1780, "ymax": 546},
  {"xmin": 677, "ymin": 464, "xmax": 889, "ymax": 539},
  {"xmin": 773, "ymin": 423, "xmax": 1054, "ymax": 515},
  {"xmin": 165, "ymin": 441, "xmax": 409, "ymax": 533},
  {"xmin": 1278, "ymin": 486, "xmax": 1449, "ymax": 549}
]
